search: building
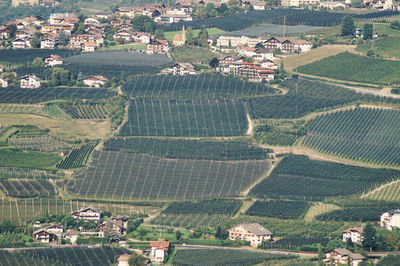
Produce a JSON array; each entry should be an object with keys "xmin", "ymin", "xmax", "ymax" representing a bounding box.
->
[
  {"xmin": 12, "ymin": 0, "xmax": 39, "ymax": 7},
  {"xmin": 99, "ymin": 215, "xmax": 129, "ymax": 237},
  {"xmin": 45, "ymin": 55, "xmax": 63, "ymax": 66},
  {"xmin": 0, "ymin": 26, "xmax": 11, "ymax": 39},
  {"xmin": 41, "ymin": 37, "xmax": 56, "ymax": 49},
  {"xmin": 171, "ymin": 63, "xmax": 197, "ymax": 75},
  {"xmin": 227, "ymin": 223, "xmax": 272, "ymax": 247},
  {"xmin": 69, "ymin": 34, "xmax": 104, "ymax": 50},
  {"xmin": 33, "ymin": 229, "xmax": 57, "ymax": 243},
  {"xmin": 64, "ymin": 229, "xmax": 80, "ymax": 244},
  {"xmin": 149, "ymin": 241, "xmax": 170, "ymax": 262},
  {"xmin": 263, "ymin": 37, "xmax": 311, "ymax": 53},
  {"xmin": 0, "ymin": 65, "xmax": 4, "ymax": 72},
  {"xmin": 41, "ymin": 24, "xmax": 74, "ymax": 35},
  {"xmin": 113, "ymin": 30, "xmax": 135, "ymax": 42},
  {"xmin": 83, "ymin": 42, "xmax": 96, "ymax": 52},
  {"xmin": 319, "ymin": 1, "xmax": 346, "ymax": 9},
  {"xmin": 84, "ymin": 17, "xmax": 100, "ymax": 26},
  {"xmin": 117, "ymin": 254, "xmax": 131, "ymax": 266},
  {"xmin": 172, "ymin": 26, "xmax": 186, "ymax": 46},
  {"xmin": 70, "ymin": 207, "xmax": 101, "ymax": 223},
  {"xmin": 342, "ymin": 227, "xmax": 363, "ymax": 245},
  {"xmin": 83, "ymin": 75, "xmax": 108, "ymax": 87},
  {"xmin": 381, "ymin": 209, "xmax": 400, "ymax": 230},
  {"xmin": 324, "ymin": 248, "xmax": 365, "ymax": 266},
  {"xmin": 146, "ymin": 39, "xmax": 170, "ymax": 54},
  {"xmin": 234, "ymin": 64, "xmax": 275, "ymax": 82},
  {"xmin": 0, "ymin": 77, "xmax": 8, "ymax": 88},
  {"xmin": 12, "ymin": 38, "xmax": 31, "ymax": 49},
  {"xmin": 217, "ymin": 35, "xmax": 262, "ymax": 48},
  {"xmin": 20, "ymin": 75, "xmax": 41, "ymax": 89},
  {"xmin": 281, "ymin": 0, "xmax": 320, "ymax": 7},
  {"xmin": 155, "ymin": 13, "xmax": 193, "ymax": 24}
]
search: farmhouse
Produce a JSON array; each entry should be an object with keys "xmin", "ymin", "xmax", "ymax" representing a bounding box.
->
[
  {"xmin": 20, "ymin": 75, "xmax": 41, "ymax": 89},
  {"xmin": 99, "ymin": 215, "xmax": 129, "ymax": 237},
  {"xmin": 147, "ymin": 39, "xmax": 170, "ymax": 54},
  {"xmin": 381, "ymin": 209, "xmax": 400, "ymax": 230},
  {"xmin": 117, "ymin": 254, "xmax": 131, "ymax": 266},
  {"xmin": 113, "ymin": 29, "xmax": 135, "ymax": 42},
  {"xmin": 45, "ymin": 55, "xmax": 63, "ymax": 66},
  {"xmin": 83, "ymin": 75, "xmax": 108, "ymax": 87},
  {"xmin": 324, "ymin": 248, "xmax": 365, "ymax": 266},
  {"xmin": 342, "ymin": 227, "xmax": 363, "ymax": 245},
  {"xmin": 0, "ymin": 77, "xmax": 8, "ymax": 88},
  {"xmin": 69, "ymin": 34, "xmax": 104, "ymax": 50},
  {"xmin": 171, "ymin": 63, "xmax": 197, "ymax": 75},
  {"xmin": 41, "ymin": 37, "xmax": 56, "ymax": 49},
  {"xmin": 70, "ymin": 207, "xmax": 101, "ymax": 223},
  {"xmin": 12, "ymin": 37, "xmax": 31, "ymax": 49},
  {"xmin": 227, "ymin": 223, "xmax": 272, "ymax": 247},
  {"xmin": 0, "ymin": 26, "xmax": 11, "ymax": 39},
  {"xmin": 33, "ymin": 228, "xmax": 57, "ymax": 243},
  {"xmin": 149, "ymin": 241, "xmax": 170, "ymax": 262},
  {"xmin": 64, "ymin": 229, "xmax": 80, "ymax": 244},
  {"xmin": 263, "ymin": 38, "xmax": 312, "ymax": 53},
  {"xmin": 234, "ymin": 64, "xmax": 275, "ymax": 82}
]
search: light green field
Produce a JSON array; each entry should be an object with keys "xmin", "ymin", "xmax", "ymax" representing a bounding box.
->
[
  {"xmin": 363, "ymin": 180, "xmax": 400, "ymax": 202},
  {"xmin": 357, "ymin": 37, "xmax": 400, "ymax": 58},
  {"xmin": 165, "ymin": 27, "xmax": 226, "ymax": 42},
  {"xmin": 99, "ymin": 43, "xmax": 148, "ymax": 51},
  {"xmin": 0, "ymin": 149, "xmax": 60, "ymax": 169}
]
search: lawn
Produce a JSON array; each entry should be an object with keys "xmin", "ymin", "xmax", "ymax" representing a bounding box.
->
[
  {"xmin": 99, "ymin": 43, "xmax": 148, "ymax": 51},
  {"xmin": 171, "ymin": 45, "xmax": 218, "ymax": 64},
  {"xmin": 0, "ymin": 114, "xmax": 111, "ymax": 142},
  {"xmin": 0, "ymin": 149, "xmax": 60, "ymax": 169},
  {"xmin": 164, "ymin": 27, "xmax": 225, "ymax": 42}
]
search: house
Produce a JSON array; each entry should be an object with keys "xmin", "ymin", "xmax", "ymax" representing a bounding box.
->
[
  {"xmin": 253, "ymin": 48, "xmax": 274, "ymax": 61},
  {"xmin": 0, "ymin": 77, "xmax": 8, "ymax": 88},
  {"xmin": 117, "ymin": 254, "xmax": 131, "ymax": 266},
  {"xmin": 41, "ymin": 24, "xmax": 74, "ymax": 35},
  {"xmin": 114, "ymin": 7, "xmax": 138, "ymax": 18},
  {"xmin": 381, "ymin": 209, "xmax": 400, "ymax": 230},
  {"xmin": 0, "ymin": 26, "xmax": 11, "ymax": 39},
  {"xmin": 319, "ymin": 1, "xmax": 346, "ymax": 9},
  {"xmin": 324, "ymin": 248, "xmax": 365, "ymax": 266},
  {"xmin": 99, "ymin": 215, "xmax": 129, "ymax": 237},
  {"xmin": 84, "ymin": 17, "xmax": 100, "ymax": 26},
  {"xmin": 134, "ymin": 32, "xmax": 152, "ymax": 44},
  {"xmin": 234, "ymin": 64, "xmax": 275, "ymax": 82},
  {"xmin": 82, "ymin": 42, "xmax": 96, "ymax": 52},
  {"xmin": 155, "ymin": 12, "xmax": 193, "ymax": 24},
  {"xmin": 171, "ymin": 63, "xmax": 197, "ymax": 75},
  {"xmin": 172, "ymin": 26, "xmax": 186, "ymax": 46},
  {"xmin": 217, "ymin": 35, "xmax": 262, "ymax": 48},
  {"xmin": 258, "ymin": 59, "xmax": 278, "ymax": 69},
  {"xmin": 45, "ymin": 55, "xmax": 63, "ymax": 66},
  {"xmin": 343, "ymin": 227, "xmax": 363, "ymax": 245},
  {"xmin": 281, "ymin": 0, "xmax": 320, "ymax": 7},
  {"xmin": 83, "ymin": 75, "xmax": 108, "ymax": 87},
  {"xmin": 227, "ymin": 223, "xmax": 272, "ymax": 247},
  {"xmin": 33, "ymin": 229, "xmax": 57, "ymax": 243},
  {"xmin": 264, "ymin": 37, "xmax": 311, "ymax": 53},
  {"xmin": 20, "ymin": 75, "xmax": 40, "ymax": 89},
  {"xmin": 70, "ymin": 207, "xmax": 101, "ymax": 223},
  {"xmin": 217, "ymin": 55, "xmax": 244, "ymax": 74},
  {"xmin": 248, "ymin": 0, "xmax": 265, "ymax": 9},
  {"xmin": 45, "ymin": 224, "xmax": 64, "ymax": 240},
  {"xmin": 69, "ymin": 34, "xmax": 104, "ymax": 49},
  {"xmin": 33, "ymin": 221, "xmax": 41, "ymax": 228},
  {"xmin": 64, "ymin": 229, "xmax": 80, "ymax": 244},
  {"xmin": 41, "ymin": 37, "xmax": 56, "ymax": 49},
  {"xmin": 12, "ymin": 0, "xmax": 39, "ymax": 7},
  {"xmin": 238, "ymin": 47, "xmax": 257, "ymax": 57},
  {"xmin": 149, "ymin": 241, "xmax": 170, "ymax": 262},
  {"xmin": 146, "ymin": 39, "xmax": 170, "ymax": 54},
  {"xmin": 293, "ymin": 39, "xmax": 312, "ymax": 53},
  {"xmin": 113, "ymin": 30, "xmax": 135, "ymax": 42},
  {"xmin": 0, "ymin": 65, "xmax": 4, "ymax": 72},
  {"xmin": 12, "ymin": 38, "xmax": 31, "ymax": 49}
]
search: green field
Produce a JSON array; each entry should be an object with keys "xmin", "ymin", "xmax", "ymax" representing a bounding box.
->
[
  {"xmin": 302, "ymin": 107, "xmax": 400, "ymax": 167},
  {"xmin": 0, "ymin": 150, "xmax": 60, "ymax": 169},
  {"xmin": 246, "ymin": 200, "xmax": 310, "ymax": 219},
  {"xmin": 150, "ymin": 213, "xmax": 230, "ymax": 228},
  {"xmin": 171, "ymin": 45, "xmax": 218, "ymax": 64},
  {"xmin": 296, "ymin": 52, "xmax": 400, "ymax": 85},
  {"xmin": 357, "ymin": 37, "xmax": 400, "ymax": 58},
  {"xmin": 363, "ymin": 180, "xmax": 400, "ymax": 202}
]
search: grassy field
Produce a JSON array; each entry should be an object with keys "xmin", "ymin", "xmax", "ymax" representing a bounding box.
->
[
  {"xmin": 0, "ymin": 114, "xmax": 111, "ymax": 141},
  {"xmin": 164, "ymin": 28, "xmax": 225, "ymax": 42},
  {"xmin": 99, "ymin": 43, "xmax": 148, "ymax": 51},
  {"xmin": 282, "ymin": 45, "xmax": 356, "ymax": 72},
  {"xmin": 362, "ymin": 180, "xmax": 400, "ymax": 202},
  {"xmin": 0, "ymin": 150, "xmax": 60, "ymax": 169},
  {"xmin": 357, "ymin": 37, "xmax": 400, "ymax": 59},
  {"xmin": 303, "ymin": 202, "xmax": 342, "ymax": 221},
  {"xmin": 171, "ymin": 45, "xmax": 218, "ymax": 64}
]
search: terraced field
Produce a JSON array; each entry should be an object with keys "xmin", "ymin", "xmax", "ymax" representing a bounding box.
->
[
  {"xmin": 69, "ymin": 151, "xmax": 268, "ymax": 200},
  {"xmin": 302, "ymin": 107, "xmax": 400, "ymax": 167},
  {"xmin": 363, "ymin": 180, "xmax": 400, "ymax": 202},
  {"xmin": 150, "ymin": 213, "xmax": 229, "ymax": 228},
  {"xmin": 0, "ymin": 179, "xmax": 56, "ymax": 197}
]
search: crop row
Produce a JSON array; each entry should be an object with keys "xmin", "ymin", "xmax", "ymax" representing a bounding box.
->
[
  {"xmin": 302, "ymin": 107, "xmax": 400, "ymax": 167},
  {"xmin": 250, "ymin": 155, "xmax": 400, "ymax": 201},
  {"xmin": 246, "ymin": 200, "xmax": 309, "ymax": 219},
  {"xmin": 122, "ymin": 74, "xmax": 276, "ymax": 99},
  {"xmin": 150, "ymin": 213, "xmax": 229, "ymax": 228},
  {"xmin": 162, "ymin": 199, "xmax": 242, "ymax": 215},
  {"xmin": 9, "ymin": 135, "xmax": 71, "ymax": 152},
  {"xmin": 56, "ymin": 143, "xmax": 97, "ymax": 169},
  {"xmin": 58, "ymin": 102, "xmax": 108, "ymax": 119},
  {"xmin": 103, "ymin": 137, "xmax": 271, "ymax": 161},
  {"xmin": 119, "ymin": 99, "xmax": 248, "ymax": 137},
  {"xmin": 0, "ymin": 49, "xmax": 78, "ymax": 64},
  {"xmin": 247, "ymin": 78, "xmax": 400, "ymax": 119},
  {"xmin": 0, "ymin": 179, "xmax": 56, "ymax": 198},
  {"xmin": 70, "ymin": 151, "xmax": 268, "ymax": 200},
  {"xmin": 0, "ymin": 167, "xmax": 62, "ymax": 179},
  {"xmin": 0, "ymin": 87, "xmax": 116, "ymax": 104}
]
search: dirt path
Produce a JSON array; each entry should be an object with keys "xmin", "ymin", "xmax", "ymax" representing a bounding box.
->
[
  {"xmin": 361, "ymin": 179, "xmax": 400, "ymax": 199},
  {"xmin": 246, "ymin": 114, "xmax": 253, "ymax": 136}
]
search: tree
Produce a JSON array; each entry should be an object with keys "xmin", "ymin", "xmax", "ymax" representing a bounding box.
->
[
  {"xmin": 175, "ymin": 230, "xmax": 182, "ymax": 240},
  {"xmin": 58, "ymin": 31, "xmax": 69, "ymax": 46},
  {"xmin": 351, "ymin": 0, "xmax": 363, "ymax": 8},
  {"xmin": 346, "ymin": 237, "xmax": 353, "ymax": 248},
  {"xmin": 50, "ymin": 68, "xmax": 71, "ymax": 86},
  {"xmin": 197, "ymin": 26, "xmax": 208, "ymax": 47},
  {"xmin": 132, "ymin": 15, "xmax": 156, "ymax": 33},
  {"xmin": 30, "ymin": 35, "xmax": 41, "ymax": 48},
  {"xmin": 215, "ymin": 226, "xmax": 222, "ymax": 239},
  {"xmin": 61, "ymin": 215, "xmax": 75, "ymax": 228},
  {"xmin": 279, "ymin": 61, "xmax": 286, "ymax": 79},
  {"xmin": 154, "ymin": 29, "xmax": 166, "ymax": 40},
  {"xmin": 128, "ymin": 252, "xmax": 148, "ymax": 266},
  {"xmin": 210, "ymin": 57, "xmax": 219, "ymax": 68},
  {"xmin": 363, "ymin": 23, "xmax": 373, "ymax": 40},
  {"xmin": 0, "ymin": 220, "xmax": 16, "ymax": 233},
  {"xmin": 219, "ymin": 3, "xmax": 228, "ymax": 15},
  {"xmin": 32, "ymin": 57, "xmax": 44, "ymax": 67},
  {"xmin": 362, "ymin": 223, "xmax": 377, "ymax": 252},
  {"xmin": 205, "ymin": 3, "xmax": 217, "ymax": 17},
  {"xmin": 186, "ymin": 27, "xmax": 195, "ymax": 45},
  {"xmin": 341, "ymin": 16, "xmax": 355, "ymax": 37},
  {"xmin": 390, "ymin": 21, "xmax": 400, "ymax": 30},
  {"xmin": 317, "ymin": 243, "xmax": 324, "ymax": 266}
]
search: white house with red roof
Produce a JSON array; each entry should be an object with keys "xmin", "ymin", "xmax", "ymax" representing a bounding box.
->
[
  {"xmin": 342, "ymin": 227, "xmax": 364, "ymax": 245},
  {"xmin": 45, "ymin": 55, "xmax": 63, "ymax": 66},
  {"xmin": 149, "ymin": 241, "xmax": 170, "ymax": 262},
  {"xmin": 20, "ymin": 75, "xmax": 40, "ymax": 89},
  {"xmin": 83, "ymin": 75, "xmax": 108, "ymax": 87}
]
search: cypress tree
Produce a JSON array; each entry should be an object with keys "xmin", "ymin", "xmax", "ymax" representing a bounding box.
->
[{"xmin": 341, "ymin": 16, "xmax": 355, "ymax": 37}]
